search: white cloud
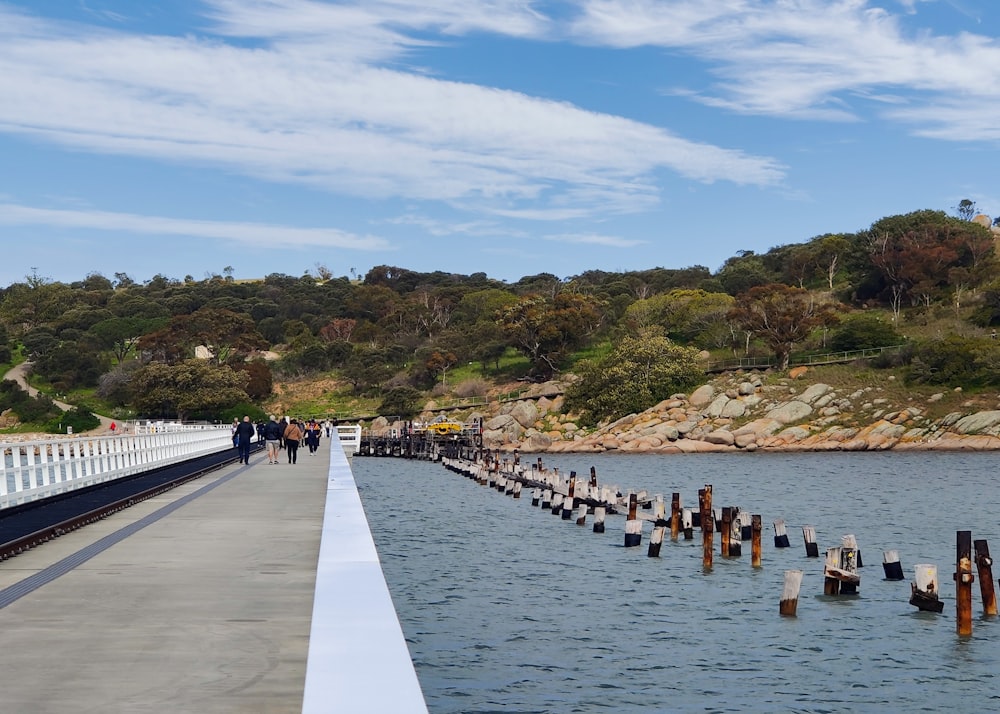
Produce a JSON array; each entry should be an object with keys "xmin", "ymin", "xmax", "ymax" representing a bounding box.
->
[
  {"xmin": 543, "ymin": 232, "xmax": 646, "ymax": 248},
  {"xmin": 572, "ymin": 0, "xmax": 1000, "ymax": 138},
  {"xmin": 0, "ymin": 2, "xmax": 784, "ymax": 226},
  {"xmin": 0, "ymin": 203, "xmax": 390, "ymax": 250}
]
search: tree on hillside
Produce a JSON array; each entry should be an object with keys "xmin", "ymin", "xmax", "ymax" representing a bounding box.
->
[
  {"xmin": 565, "ymin": 328, "xmax": 703, "ymax": 426},
  {"xmin": 129, "ymin": 360, "xmax": 248, "ymax": 421},
  {"xmin": 728, "ymin": 284, "xmax": 841, "ymax": 370},
  {"xmin": 621, "ymin": 289, "xmax": 734, "ymax": 346},
  {"xmin": 497, "ymin": 292, "xmax": 602, "ymax": 379},
  {"xmin": 862, "ymin": 210, "xmax": 995, "ymax": 320},
  {"xmin": 954, "ymin": 199, "xmax": 978, "ymax": 221},
  {"xmin": 90, "ymin": 316, "xmax": 168, "ymax": 364}
]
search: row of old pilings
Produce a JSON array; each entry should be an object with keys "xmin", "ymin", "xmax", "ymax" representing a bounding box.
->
[{"xmin": 439, "ymin": 452, "xmax": 999, "ymax": 634}]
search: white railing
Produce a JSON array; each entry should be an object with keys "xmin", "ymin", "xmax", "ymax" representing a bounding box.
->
[
  {"xmin": 336, "ymin": 424, "xmax": 362, "ymax": 455},
  {"xmin": 0, "ymin": 427, "xmax": 233, "ymax": 509},
  {"xmin": 129, "ymin": 420, "xmax": 226, "ymax": 435}
]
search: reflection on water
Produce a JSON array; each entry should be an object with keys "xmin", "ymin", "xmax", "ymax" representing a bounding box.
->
[{"xmin": 353, "ymin": 453, "xmax": 1000, "ymax": 713}]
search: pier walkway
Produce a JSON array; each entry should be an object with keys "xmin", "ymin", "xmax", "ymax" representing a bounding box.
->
[{"xmin": 0, "ymin": 438, "xmax": 427, "ymax": 713}]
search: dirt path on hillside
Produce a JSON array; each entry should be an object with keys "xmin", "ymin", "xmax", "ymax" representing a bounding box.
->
[{"xmin": 3, "ymin": 362, "xmax": 114, "ymax": 435}]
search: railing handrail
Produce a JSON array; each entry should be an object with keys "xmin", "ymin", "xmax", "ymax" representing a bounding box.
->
[
  {"xmin": 336, "ymin": 425, "xmax": 362, "ymax": 455},
  {"xmin": 1, "ymin": 426, "xmax": 232, "ymax": 509},
  {"xmin": 706, "ymin": 344, "xmax": 906, "ymax": 373}
]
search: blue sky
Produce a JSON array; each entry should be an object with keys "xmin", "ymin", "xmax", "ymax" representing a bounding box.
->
[{"xmin": 1, "ymin": 0, "xmax": 998, "ymax": 288}]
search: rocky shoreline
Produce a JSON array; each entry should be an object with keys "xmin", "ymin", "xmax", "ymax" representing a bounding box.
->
[{"xmin": 412, "ymin": 373, "xmax": 1000, "ymax": 454}]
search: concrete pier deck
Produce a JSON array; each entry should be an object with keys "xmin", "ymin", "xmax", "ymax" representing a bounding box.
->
[{"xmin": 0, "ymin": 440, "xmax": 427, "ymax": 713}]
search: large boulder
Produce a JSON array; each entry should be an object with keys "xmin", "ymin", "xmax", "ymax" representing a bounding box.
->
[
  {"xmin": 952, "ymin": 411, "xmax": 1000, "ymax": 435},
  {"xmin": 798, "ymin": 383, "xmax": 833, "ymax": 405},
  {"xmin": 688, "ymin": 385, "xmax": 715, "ymax": 408},
  {"xmin": 766, "ymin": 400, "xmax": 813, "ymax": 425},
  {"xmin": 509, "ymin": 401, "xmax": 539, "ymax": 428}
]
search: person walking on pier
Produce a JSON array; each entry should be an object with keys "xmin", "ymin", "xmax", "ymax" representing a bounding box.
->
[
  {"xmin": 263, "ymin": 415, "xmax": 282, "ymax": 464},
  {"xmin": 235, "ymin": 416, "xmax": 256, "ymax": 464},
  {"xmin": 283, "ymin": 418, "xmax": 303, "ymax": 464},
  {"xmin": 305, "ymin": 418, "xmax": 321, "ymax": 454}
]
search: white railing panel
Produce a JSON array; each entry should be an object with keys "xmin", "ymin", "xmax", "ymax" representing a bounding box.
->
[
  {"xmin": 336, "ymin": 425, "xmax": 362, "ymax": 455},
  {"xmin": 0, "ymin": 427, "xmax": 233, "ymax": 510}
]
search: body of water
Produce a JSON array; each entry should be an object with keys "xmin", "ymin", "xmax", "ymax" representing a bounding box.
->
[{"xmin": 352, "ymin": 452, "xmax": 1000, "ymax": 713}]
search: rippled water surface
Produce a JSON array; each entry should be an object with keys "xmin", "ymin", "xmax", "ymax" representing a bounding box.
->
[{"xmin": 353, "ymin": 453, "xmax": 1000, "ymax": 713}]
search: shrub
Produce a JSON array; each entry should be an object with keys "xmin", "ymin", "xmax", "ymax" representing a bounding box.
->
[
  {"xmin": 453, "ymin": 378, "xmax": 489, "ymax": 398},
  {"xmin": 565, "ymin": 329, "xmax": 703, "ymax": 426},
  {"xmin": 46, "ymin": 407, "xmax": 101, "ymax": 434},
  {"xmin": 829, "ymin": 314, "xmax": 902, "ymax": 352},
  {"xmin": 377, "ymin": 387, "xmax": 423, "ymax": 418}
]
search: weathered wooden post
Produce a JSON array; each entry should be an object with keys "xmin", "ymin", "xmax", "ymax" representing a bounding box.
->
[
  {"xmin": 955, "ymin": 530, "xmax": 975, "ymax": 636},
  {"xmin": 550, "ymin": 492, "xmax": 564, "ymax": 516},
  {"xmin": 974, "ymin": 539, "xmax": 998, "ymax": 617},
  {"xmin": 682, "ymin": 508, "xmax": 693, "ymax": 540},
  {"xmin": 802, "ymin": 525, "xmax": 819, "ymax": 558},
  {"xmin": 562, "ymin": 474, "xmax": 576, "ymax": 520},
  {"xmin": 531, "ymin": 487, "xmax": 541, "ymax": 507},
  {"xmin": 882, "ymin": 550, "xmax": 904, "ymax": 580},
  {"xmin": 648, "ymin": 524, "xmax": 665, "ymax": 557},
  {"xmin": 701, "ymin": 486, "xmax": 713, "ymax": 570},
  {"xmin": 624, "ymin": 493, "xmax": 642, "ymax": 548},
  {"xmin": 824, "ymin": 536, "xmax": 860, "ymax": 595},
  {"xmin": 824, "ymin": 547, "xmax": 841, "ymax": 596},
  {"xmin": 575, "ymin": 503, "xmax": 587, "ymax": 526},
  {"xmin": 670, "ymin": 492, "xmax": 681, "ymax": 541},
  {"xmin": 593, "ymin": 506, "xmax": 606, "ymax": 534},
  {"xmin": 773, "ymin": 519, "xmax": 790, "ymax": 548},
  {"xmin": 695, "ymin": 488, "xmax": 705, "ymax": 530},
  {"xmin": 909, "ymin": 564, "xmax": 944, "ymax": 613},
  {"xmin": 729, "ymin": 508, "xmax": 742, "ymax": 557},
  {"xmin": 780, "ymin": 570, "xmax": 803, "ymax": 617},
  {"xmin": 541, "ymin": 489, "xmax": 552, "ymax": 510},
  {"xmin": 512, "ymin": 482, "xmax": 522, "ymax": 499},
  {"xmin": 589, "ymin": 466, "xmax": 598, "ymax": 490},
  {"xmin": 751, "ymin": 515, "xmax": 762, "ymax": 568},
  {"xmin": 721, "ymin": 507, "xmax": 732, "ymax": 557}
]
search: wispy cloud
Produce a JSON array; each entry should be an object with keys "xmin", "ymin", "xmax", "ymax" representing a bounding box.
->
[
  {"xmin": 0, "ymin": 1, "xmax": 784, "ymax": 228},
  {"xmin": 543, "ymin": 232, "xmax": 646, "ymax": 248},
  {"xmin": 572, "ymin": 0, "xmax": 1000, "ymax": 138},
  {"xmin": 0, "ymin": 203, "xmax": 390, "ymax": 250}
]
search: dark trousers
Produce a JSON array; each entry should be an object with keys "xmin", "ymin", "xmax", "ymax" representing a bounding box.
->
[
  {"xmin": 238, "ymin": 438, "xmax": 251, "ymax": 463},
  {"xmin": 286, "ymin": 439, "xmax": 299, "ymax": 463}
]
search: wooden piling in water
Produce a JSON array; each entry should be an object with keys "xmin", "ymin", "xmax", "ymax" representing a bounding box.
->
[
  {"xmin": 562, "ymin": 474, "xmax": 576, "ymax": 520},
  {"xmin": 593, "ymin": 506, "xmax": 606, "ymax": 534},
  {"xmin": 751, "ymin": 515, "xmax": 762, "ymax": 568},
  {"xmin": 773, "ymin": 519, "xmax": 790, "ymax": 548},
  {"xmin": 955, "ymin": 530, "xmax": 975, "ymax": 636},
  {"xmin": 682, "ymin": 508, "xmax": 693, "ymax": 540},
  {"xmin": 670, "ymin": 492, "xmax": 681, "ymax": 541},
  {"xmin": 531, "ymin": 487, "xmax": 540, "ymax": 506},
  {"xmin": 882, "ymin": 550, "xmax": 904, "ymax": 580},
  {"xmin": 729, "ymin": 508, "xmax": 742, "ymax": 557},
  {"xmin": 550, "ymin": 493, "xmax": 564, "ymax": 516},
  {"xmin": 780, "ymin": 570, "xmax": 803, "ymax": 617},
  {"xmin": 974, "ymin": 539, "xmax": 998, "ymax": 617},
  {"xmin": 648, "ymin": 525, "xmax": 665, "ymax": 558},
  {"xmin": 541, "ymin": 489, "xmax": 551, "ymax": 510},
  {"xmin": 721, "ymin": 507, "xmax": 732, "ymax": 557},
  {"xmin": 802, "ymin": 526, "xmax": 819, "ymax": 558},
  {"xmin": 575, "ymin": 503, "xmax": 587, "ymax": 526},
  {"xmin": 625, "ymin": 493, "xmax": 642, "ymax": 547},
  {"xmin": 909, "ymin": 563, "xmax": 944, "ymax": 613},
  {"xmin": 701, "ymin": 486, "xmax": 713, "ymax": 570}
]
